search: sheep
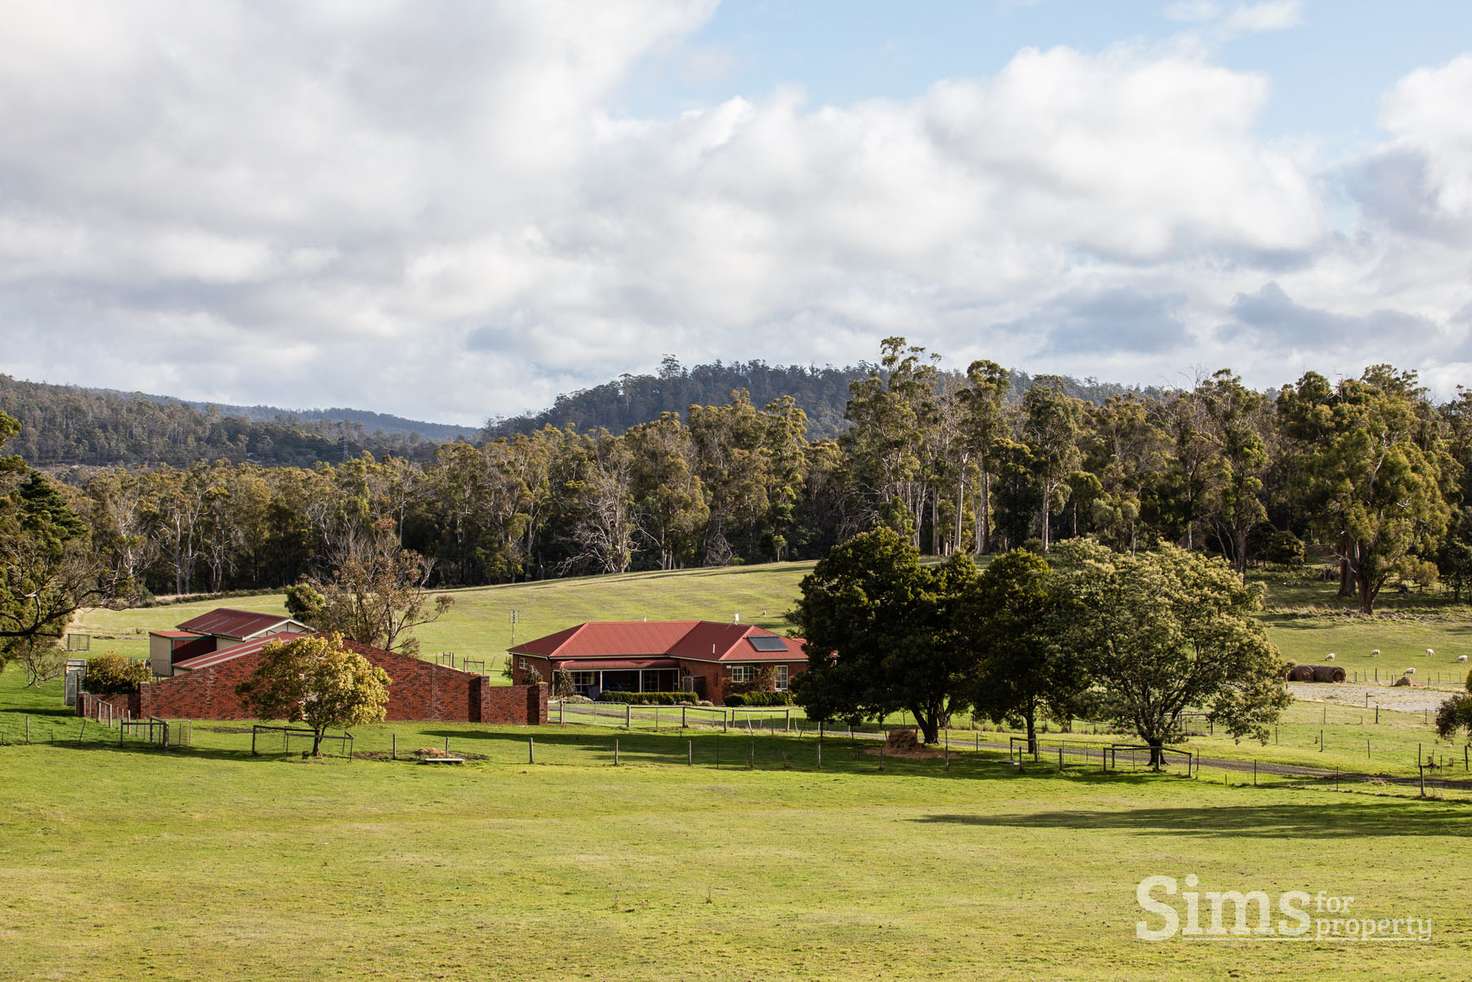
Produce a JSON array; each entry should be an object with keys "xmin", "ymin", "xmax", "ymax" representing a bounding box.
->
[
  {"xmin": 1325, "ymin": 653, "xmax": 1336, "ymax": 661},
  {"xmin": 1459, "ymin": 655, "xmax": 1469, "ymax": 664},
  {"xmin": 1370, "ymin": 649, "xmax": 1380, "ymax": 657},
  {"xmin": 1405, "ymin": 667, "xmax": 1417, "ymax": 675},
  {"xmin": 1426, "ymin": 648, "xmax": 1436, "ymax": 657}
]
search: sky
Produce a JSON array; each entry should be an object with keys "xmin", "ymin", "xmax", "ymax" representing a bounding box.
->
[{"xmin": 2, "ymin": 1, "xmax": 1472, "ymax": 425}]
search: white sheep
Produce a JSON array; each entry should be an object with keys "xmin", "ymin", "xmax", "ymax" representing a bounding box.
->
[
  {"xmin": 1426, "ymin": 647, "xmax": 1436, "ymax": 657},
  {"xmin": 1459, "ymin": 655, "xmax": 1468, "ymax": 664},
  {"xmin": 1325, "ymin": 653, "xmax": 1336, "ymax": 661},
  {"xmin": 1370, "ymin": 649, "xmax": 1380, "ymax": 657},
  {"xmin": 1405, "ymin": 667, "xmax": 1417, "ymax": 675}
]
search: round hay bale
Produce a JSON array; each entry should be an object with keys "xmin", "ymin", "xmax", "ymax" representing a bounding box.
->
[
  {"xmin": 884, "ymin": 728, "xmax": 920, "ymax": 752},
  {"xmin": 1286, "ymin": 664, "xmax": 1317, "ymax": 682},
  {"xmin": 1311, "ymin": 665, "xmax": 1345, "ymax": 683},
  {"xmin": 1393, "ymin": 675, "xmax": 1412, "ymax": 687}
]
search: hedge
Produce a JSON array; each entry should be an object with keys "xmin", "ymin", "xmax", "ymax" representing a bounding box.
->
[
  {"xmin": 596, "ymin": 690, "xmax": 699, "ymax": 705},
  {"xmin": 724, "ymin": 690, "xmax": 796, "ymax": 707}
]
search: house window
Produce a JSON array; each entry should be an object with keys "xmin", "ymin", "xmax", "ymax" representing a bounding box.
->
[
  {"xmin": 518, "ymin": 657, "xmax": 529, "ymax": 670},
  {"xmin": 774, "ymin": 665, "xmax": 789, "ymax": 690},
  {"xmin": 571, "ymin": 671, "xmax": 598, "ymax": 695},
  {"xmin": 728, "ymin": 665, "xmax": 756, "ymax": 684}
]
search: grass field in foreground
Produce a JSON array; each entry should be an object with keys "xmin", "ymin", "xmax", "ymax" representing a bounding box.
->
[{"xmin": 4, "ymin": 717, "xmax": 1470, "ymax": 980}]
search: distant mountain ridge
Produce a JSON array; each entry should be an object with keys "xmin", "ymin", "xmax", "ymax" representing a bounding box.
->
[
  {"xmin": 0, "ymin": 374, "xmax": 473, "ymax": 467},
  {"xmin": 485, "ymin": 356, "xmax": 1166, "ymax": 440}
]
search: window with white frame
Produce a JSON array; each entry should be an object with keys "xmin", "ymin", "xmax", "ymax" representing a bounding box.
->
[
  {"xmin": 728, "ymin": 664, "xmax": 756, "ymax": 684},
  {"xmin": 571, "ymin": 671, "xmax": 597, "ymax": 688},
  {"xmin": 774, "ymin": 665, "xmax": 789, "ymax": 690}
]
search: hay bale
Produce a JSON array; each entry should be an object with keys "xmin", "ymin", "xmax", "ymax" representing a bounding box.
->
[
  {"xmin": 884, "ymin": 728, "xmax": 920, "ymax": 752},
  {"xmin": 1311, "ymin": 665, "xmax": 1346, "ymax": 683},
  {"xmin": 1286, "ymin": 664, "xmax": 1317, "ymax": 682},
  {"xmin": 1393, "ymin": 675, "xmax": 1412, "ymax": 687}
]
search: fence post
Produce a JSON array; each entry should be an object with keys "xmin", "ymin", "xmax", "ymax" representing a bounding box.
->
[
  {"xmin": 25, "ymin": 715, "xmax": 29, "ymax": 744},
  {"xmin": 614, "ymin": 737, "xmax": 620, "ymax": 766},
  {"xmin": 561, "ymin": 701, "xmax": 566, "ymax": 726},
  {"xmin": 626, "ymin": 704, "xmax": 632, "ymax": 730},
  {"xmin": 1057, "ymin": 746, "xmax": 1063, "ymax": 772},
  {"xmin": 391, "ymin": 733, "xmax": 396, "ymax": 761},
  {"xmin": 1253, "ymin": 759, "xmax": 1257, "ymax": 786},
  {"xmin": 688, "ymin": 739, "xmax": 693, "ymax": 766},
  {"xmin": 785, "ymin": 709, "xmax": 791, "ymax": 733},
  {"xmin": 1419, "ymin": 764, "xmax": 1426, "ymax": 798},
  {"xmin": 251, "ymin": 727, "xmax": 258, "ymax": 756},
  {"xmin": 816, "ymin": 738, "xmax": 822, "ymax": 770},
  {"xmin": 528, "ymin": 737, "xmax": 535, "ymax": 765},
  {"xmin": 444, "ymin": 736, "xmax": 449, "ymax": 755},
  {"xmin": 682, "ymin": 706, "xmax": 687, "ymax": 729}
]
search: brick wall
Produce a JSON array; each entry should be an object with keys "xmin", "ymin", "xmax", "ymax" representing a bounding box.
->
[
  {"xmin": 346, "ymin": 644, "xmax": 480, "ymax": 722},
  {"xmin": 141, "ymin": 655, "xmax": 259, "ymax": 719},
  {"xmin": 133, "ymin": 641, "xmax": 546, "ymax": 724},
  {"xmin": 479, "ymin": 679, "xmax": 547, "ymax": 725},
  {"xmin": 678, "ymin": 660, "xmax": 807, "ymax": 704},
  {"xmin": 77, "ymin": 691, "xmax": 138, "ymax": 719}
]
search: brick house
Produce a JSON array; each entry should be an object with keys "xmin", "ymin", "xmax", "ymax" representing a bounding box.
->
[
  {"xmin": 120, "ymin": 607, "xmax": 545, "ymax": 724},
  {"xmin": 508, "ymin": 621, "xmax": 807, "ymax": 704}
]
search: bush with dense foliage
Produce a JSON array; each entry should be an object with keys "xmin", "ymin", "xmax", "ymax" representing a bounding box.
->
[
  {"xmin": 596, "ymin": 690, "xmax": 697, "ymax": 705},
  {"xmin": 84, "ymin": 653, "xmax": 153, "ymax": 694},
  {"xmin": 725, "ymin": 689, "xmax": 796, "ymax": 707}
]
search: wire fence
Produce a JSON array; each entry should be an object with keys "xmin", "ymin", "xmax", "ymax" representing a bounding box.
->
[{"xmin": 6, "ymin": 705, "xmax": 1472, "ymax": 805}]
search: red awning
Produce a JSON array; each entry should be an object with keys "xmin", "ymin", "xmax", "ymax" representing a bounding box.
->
[{"xmin": 551, "ymin": 658, "xmax": 680, "ymax": 671}]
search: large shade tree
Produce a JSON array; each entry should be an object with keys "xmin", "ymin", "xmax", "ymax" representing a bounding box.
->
[
  {"xmin": 791, "ymin": 527, "xmax": 978, "ymax": 743},
  {"xmin": 1053, "ymin": 539, "xmax": 1290, "ymax": 766},
  {"xmin": 959, "ymin": 549, "xmax": 1086, "ymax": 755}
]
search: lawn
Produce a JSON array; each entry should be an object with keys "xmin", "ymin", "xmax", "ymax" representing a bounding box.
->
[
  {"xmin": 11, "ymin": 560, "xmax": 1471, "ymax": 978},
  {"xmin": 2, "ymin": 688, "xmax": 1469, "ymax": 979}
]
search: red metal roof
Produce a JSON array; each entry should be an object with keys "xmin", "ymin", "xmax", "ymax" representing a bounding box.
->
[
  {"xmin": 173, "ymin": 632, "xmax": 308, "ymax": 672},
  {"xmin": 512, "ymin": 621, "xmax": 806, "ymax": 664},
  {"xmin": 548, "ymin": 657, "xmax": 679, "ymax": 671},
  {"xmin": 175, "ymin": 607, "xmax": 303, "ymax": 640},
  {"xmin": 149, "ymin": 629, "xmax": 198, "ymax": 639}
]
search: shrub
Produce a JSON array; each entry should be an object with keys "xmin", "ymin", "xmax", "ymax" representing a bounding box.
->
[
  {"xmin": 84, "ymin": 653, "xmax": 152, "ymax": 695},
  {"xmin": 725, "ymin": 690, "xmax": 795, "ymax": 707},
  {"xmin": 551, "ymin": 669, "xmax": 575, "ymax": 698},
  {"xmin": 1262, "ymin": 530, "xmax": 1305, "ymax": 565},
  {"xmin": 596, "ymin": 690, "xmax": 697, "ymax": 705}
]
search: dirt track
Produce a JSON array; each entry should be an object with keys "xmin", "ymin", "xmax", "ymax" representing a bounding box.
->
[{"xmin": 1287, "ymin": 681, "xmax": 1456, "ymax": 714}]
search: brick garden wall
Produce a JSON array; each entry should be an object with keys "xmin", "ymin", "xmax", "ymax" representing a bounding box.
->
[
  {"xmin": 131, "ymin": 641, "xmax": 545, "ymax": 724},
  {"xmin": 77, "ymin": 691, "xmax": 139, "ymax": 719},
  {"xmin": 480, "ymin": 679, "xmax": 547, "ymax": 725}
]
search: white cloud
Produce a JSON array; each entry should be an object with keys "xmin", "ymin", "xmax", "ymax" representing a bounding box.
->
[{"xmin": 0, "ymin": 2, "xmax": 1467, "ymax": 422}]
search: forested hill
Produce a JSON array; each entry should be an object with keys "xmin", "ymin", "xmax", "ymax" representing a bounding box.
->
[
  {"xmin": 0, "ymin": 374, "xmax": 468, "ymax": 467},
  {"xmin": 485, "ymin": 356, "xmax": 1165, "ymax": 440}
]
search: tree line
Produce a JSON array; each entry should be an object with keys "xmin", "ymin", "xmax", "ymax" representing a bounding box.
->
[{"xmin": 8, "ymin": 336, "xmax": 1472, "ymax": 617}]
